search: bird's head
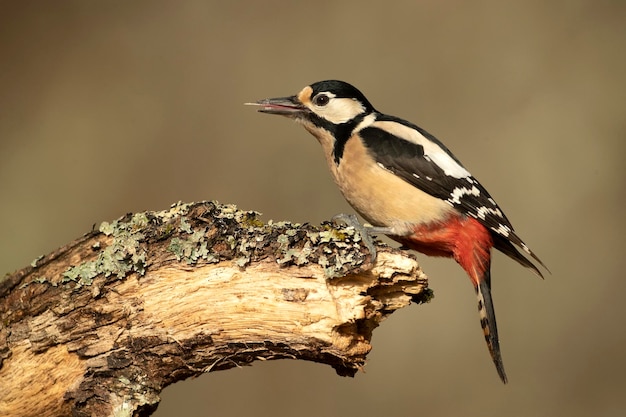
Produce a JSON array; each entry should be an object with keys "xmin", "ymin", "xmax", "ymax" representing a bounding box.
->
[{"xmin": 247, "ymin": 80, "xmax": 375, "ymax": 126}]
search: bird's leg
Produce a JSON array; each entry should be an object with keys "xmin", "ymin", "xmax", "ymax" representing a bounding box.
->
[{"xmin": 331, "ymin": 213, "xmax": 394, "ymax": 262}]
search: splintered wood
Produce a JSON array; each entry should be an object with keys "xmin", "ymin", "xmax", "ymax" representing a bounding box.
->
[{"xmin": 0, "ymin": 201, "xmax": 429, "ymax": 417}]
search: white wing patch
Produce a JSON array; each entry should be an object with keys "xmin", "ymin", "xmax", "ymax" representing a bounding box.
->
[
  {"xmin": 424, "ymin": 142, "xmax": 470, "ymax": 178},
  {"xmin": 373, "ymin": 120, "xmax": 471, "ymax": 179}
]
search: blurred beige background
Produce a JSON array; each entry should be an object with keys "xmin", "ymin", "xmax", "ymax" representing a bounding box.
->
[{"xmin": 1, "ymin": 1, "xmax": 624, "ymax": 416}]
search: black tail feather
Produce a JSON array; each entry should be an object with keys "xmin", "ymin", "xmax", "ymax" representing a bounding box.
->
[
  {"xmin": 492, "ymin": 233, "xmax": 549, "ymax": 278},
  {"xmin": 476, "ymin": 270, "xmax": 508, "ymax": 383}
]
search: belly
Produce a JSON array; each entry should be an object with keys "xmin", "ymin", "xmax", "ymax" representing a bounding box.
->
[{"xmin": 332, "ymin": 138, "xmax": 455, "ymax": 235}]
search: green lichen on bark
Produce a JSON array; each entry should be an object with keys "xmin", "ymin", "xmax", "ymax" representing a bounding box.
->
[
  {"xmin": 61, "ymin": 213, "xmax": 149, "ymax": 286},
  {"xmin": 14, "ymin": 201, "xmax": 377, "ymax": 291},
  {"xmin": 162, "ymin": 201, "xmax": 375, "ymax": 277}
]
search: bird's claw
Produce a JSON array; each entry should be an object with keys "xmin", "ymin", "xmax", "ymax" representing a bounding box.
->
[{"xmin": 331, "ymin": 213, "xmax": 380, "ymax": 262}]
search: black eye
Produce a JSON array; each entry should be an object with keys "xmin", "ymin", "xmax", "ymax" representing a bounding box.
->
[{"xmin": 313, "ymin": 94, "xmax": 330, "ymax": 106}]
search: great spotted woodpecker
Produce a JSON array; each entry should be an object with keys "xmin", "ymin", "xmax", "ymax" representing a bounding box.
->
[{"xmin": 247, "ymin": 80, "xmax": 547, "ymax": 383}]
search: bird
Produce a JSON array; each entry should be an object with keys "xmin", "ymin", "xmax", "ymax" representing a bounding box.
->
[{"xmin": 246, "ymin": 80, "xmax": 547, "ymax": 383}]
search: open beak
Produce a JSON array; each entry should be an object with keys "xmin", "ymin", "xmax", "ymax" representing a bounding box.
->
[{"xmin": 245, "ymin": 96, "xmax": 308, "ymax": 117}]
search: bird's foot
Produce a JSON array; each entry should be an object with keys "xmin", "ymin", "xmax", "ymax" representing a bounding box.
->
[{"xmin": 331, "ymin": 213, "xmax": 393, "ymax": 263}]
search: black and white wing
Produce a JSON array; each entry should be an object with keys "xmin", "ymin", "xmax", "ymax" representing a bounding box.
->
[{"xmin": 359, "ymin": 114, "xmax": 546, "ymax": 274}]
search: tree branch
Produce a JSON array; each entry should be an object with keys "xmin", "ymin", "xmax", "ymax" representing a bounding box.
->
[{"xmin": 0, "ymin": 201, "xmax": 430, "ymax": 417}]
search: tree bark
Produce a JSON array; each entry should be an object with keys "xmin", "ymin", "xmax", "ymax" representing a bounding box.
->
[{"xmin": 0, "ymin": 201, "xmax": 430, "ymax": 417}]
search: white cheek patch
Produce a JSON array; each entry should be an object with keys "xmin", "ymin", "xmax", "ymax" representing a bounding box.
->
[{"xmin": 313, "ymin": 97, "xmax": 365, "ymax": 124}]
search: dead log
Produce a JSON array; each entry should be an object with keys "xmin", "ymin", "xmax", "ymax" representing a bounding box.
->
[{"xmin": 0, "ymin": 201, "xmax": 430, "ymax": 417}]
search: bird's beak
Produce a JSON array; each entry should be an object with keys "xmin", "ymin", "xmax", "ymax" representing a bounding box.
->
[{"xmin": 245, "ymin": 96, "xmax": 308, "ymax": 117}]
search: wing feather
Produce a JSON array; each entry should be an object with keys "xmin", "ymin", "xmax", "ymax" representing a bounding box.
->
[{"xmin": 358, "ymin": 117, "xmax": 547, "ymax": 271}]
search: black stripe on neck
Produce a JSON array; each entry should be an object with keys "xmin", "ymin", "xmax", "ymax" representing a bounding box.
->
[{"xmin": 330, "ymin": 113, "xmax": 367, "ymax": 165}]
